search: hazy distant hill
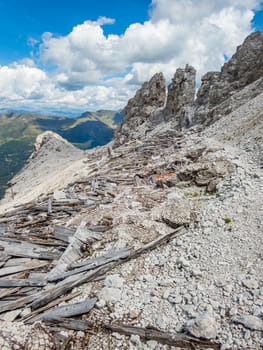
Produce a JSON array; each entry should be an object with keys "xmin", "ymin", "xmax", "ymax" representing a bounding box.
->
[{"xmin": 0, "ymin": 110, "xmax": 123, "ymax": 198}]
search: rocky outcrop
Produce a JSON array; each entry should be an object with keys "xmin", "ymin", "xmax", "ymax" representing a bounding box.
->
[
  {"xmin": 194, "ymin": 31, "xmax": 263, "ymax": 125},
  {"xmin": 1, "ymin": 131, "xmax": 85, "ymax": 209},
  {"xmin": 164, "ymin": 64, "xmax": 196, "ymax": 128},
  {"xmin": 29, "ymin": 131, "xmax": 81, "ymax": 160},
  {"xmin": 114, "ymin": 31, "xmax": 263, "ymax": 145},
  {"xmin": 114, "ymin": 72, "xmax": 166, "ymax": 146}
]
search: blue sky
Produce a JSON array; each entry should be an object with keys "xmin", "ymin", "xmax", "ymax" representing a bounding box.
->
[
  {"xmin": 0, "ymin": 0, "xmax": 151, "ymax": 65},
  {"xmin": 0, "ymin": 0, "xmax": 262, "ymax": 115}
]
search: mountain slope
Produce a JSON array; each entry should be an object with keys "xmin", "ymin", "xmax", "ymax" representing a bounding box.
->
[{"xmin": 0, "ymin": 110, "xmax": 123, "ymax": 198}]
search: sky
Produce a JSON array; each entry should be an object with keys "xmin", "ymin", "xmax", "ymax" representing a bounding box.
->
[{"xmin": 0, "ymin": 0, "xmax": 262, "ymax": 116}]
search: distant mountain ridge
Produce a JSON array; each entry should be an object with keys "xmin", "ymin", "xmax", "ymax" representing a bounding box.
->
[{"xmin": 0, "ymin": 109, "xmax": 123, "ymax": 198}]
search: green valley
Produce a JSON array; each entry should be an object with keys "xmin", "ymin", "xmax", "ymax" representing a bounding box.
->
[{"xmin": 0, "ymin": 110, "xmax": 123, "ymax": 198}]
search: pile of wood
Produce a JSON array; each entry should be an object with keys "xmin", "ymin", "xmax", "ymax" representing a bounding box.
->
[{"xmin": 0, "ymin": 137, "xmax": 223, "ymax": 349}]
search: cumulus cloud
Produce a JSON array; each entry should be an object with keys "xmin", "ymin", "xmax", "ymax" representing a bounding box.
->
[{"xmin": 1, "ymin": 0, "xmax": 262, "ymax": 113}]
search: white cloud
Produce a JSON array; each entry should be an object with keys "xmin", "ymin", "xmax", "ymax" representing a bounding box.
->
[{"xmin": 0, "ymin": 0, "xmax": 262, "ymax": 114}]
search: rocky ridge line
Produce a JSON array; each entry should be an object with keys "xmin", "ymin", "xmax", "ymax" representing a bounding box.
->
[{"xmin": 115, "ymin": 31, "xmax": 263, "ymax": 145}]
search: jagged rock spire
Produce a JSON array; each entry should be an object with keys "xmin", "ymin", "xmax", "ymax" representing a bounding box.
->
[
  {"xmin": 114, "ymin": 72, "xmax": 166, "ymax": 146},
  {"xmin": 164, "ymin": 64, "xmax": 196, "ymax": 128}
]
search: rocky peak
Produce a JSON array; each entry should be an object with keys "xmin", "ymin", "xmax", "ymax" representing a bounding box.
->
[
  {"xmin": 194, "ymin": 31, "xmax": 263, "ymax": 125},
  {"xmin": 220, "ymin": 31, "xmax": 263, "ymax": 87},
  {"xmin": 1, "ymin": 131, "xmax": 84, "ymax": 208},
  {"xmin": 164, "ymin": 64, "xmax": 196, "ymax": 127},
  {"xmin": 30, "ymin": 131, "xmax": 77, "ymax": 160},
  {"xmin": 114, "ymin": 72, "xmax": 166, "ymax": 146},
  {"xmin": 113, "ymin": 31, "xmax": 263, "ymax": 146}
]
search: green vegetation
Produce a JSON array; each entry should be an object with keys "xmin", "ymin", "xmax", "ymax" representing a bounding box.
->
[
  {"xmin": 224, "ymin": 216, "xmax": 233, "ymax": 225},
  {"xmin": 184, "ymin": 191, "xmax": 201, "ymax": 197},
  {"xmin": 0, "ymin": 139, "xmax": 33, "ymax": 198},
  {"xmin": 0, "ymin": 110, "xmax": 123, "ymax": 199}
]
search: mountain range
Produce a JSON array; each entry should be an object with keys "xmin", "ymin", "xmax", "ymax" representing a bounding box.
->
[{"xmin": 0, "ymin": 109, "xmax": 123, "ymax": 198}]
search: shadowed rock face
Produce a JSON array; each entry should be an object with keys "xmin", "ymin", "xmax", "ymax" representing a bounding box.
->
[{"xmin": 114, "ymin": 72, "xmax": 166, "ymax": 146}]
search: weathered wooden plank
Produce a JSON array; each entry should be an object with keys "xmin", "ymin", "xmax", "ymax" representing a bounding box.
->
[
  {"xmin": 0, "ymin": 239, "xmax": 61, "ymax": 260},
  {"xmin": 0, "ymin": 287, "xmax": 20, "ymax": 299},
  {"xmin": 0, "ymin": 308, "xmax": 22, "ymax": 322},
  {"xmin": 104, "ymin": 324, "xmax": 221, "ymax": 349},
  {"xmin": 0, "ymin": 252, "xmax": 9, "ymax": 262},
  {"xmin": 52, "ymin": 199, "xmax": 84, "ymax": 206},
  {"xmin": 0, "ymin": 260, "xmax": 48, "ymax": 277},
  {"xmin": 86, "ymin": 224, "xmax": 110, "ymax": 232},
  {"xmin": 23, "ymin": 290, "xmax": 81, "ymax": 323},
  {"xmin": 4, "ymin": 258, "xmax": 32, "ymax": 267},
  {"xmin": 71, "ymin": 248, "xmax": 131, "ymax": 269},
  {"xmin": 52, "ymin": 225, "xmax": 75, "ymax": 243},
  {"xmin": 0, "ymin": 295, "xmax": 35, "ymax": 313},
  {"xmin": 0, "ymin": 224, "xmax": 5, "ymax": 235},
  {"xmin": 15, "ymin": 217, "xmax": 48, "ymax": 229},
  {"xmin": 45, "ymin": 317, "xmax": 91, "ymax": 331},
  {"xmin": 47, "ymin": 221, "xmax": 101, "ymax": 281},
  {"xmin": 31, "ymin": 298, "xmax": 96, "ymax": 322},
  {"xmin": 31, "ymin": 227, "xmax": 186, "ymax": 310},
  {"xmin": 49, "ymin": 248, "xmax": 131, "ymax": 282},
  {"xmin": 0, "ymin": 278, "xmax": 46, "ymax": 288}
]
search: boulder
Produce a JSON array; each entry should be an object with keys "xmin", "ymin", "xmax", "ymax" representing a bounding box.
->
[
  {"xmin": 162, "ymin": 198, "xmax": 192, "ymax": 228},
  {"xmin": 232, "ymin": 314, "xmax": 263, "ymax": 331},
  {"xmin": 184, "ymin": 312, "xmax": 218, "ymax": 340}
]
